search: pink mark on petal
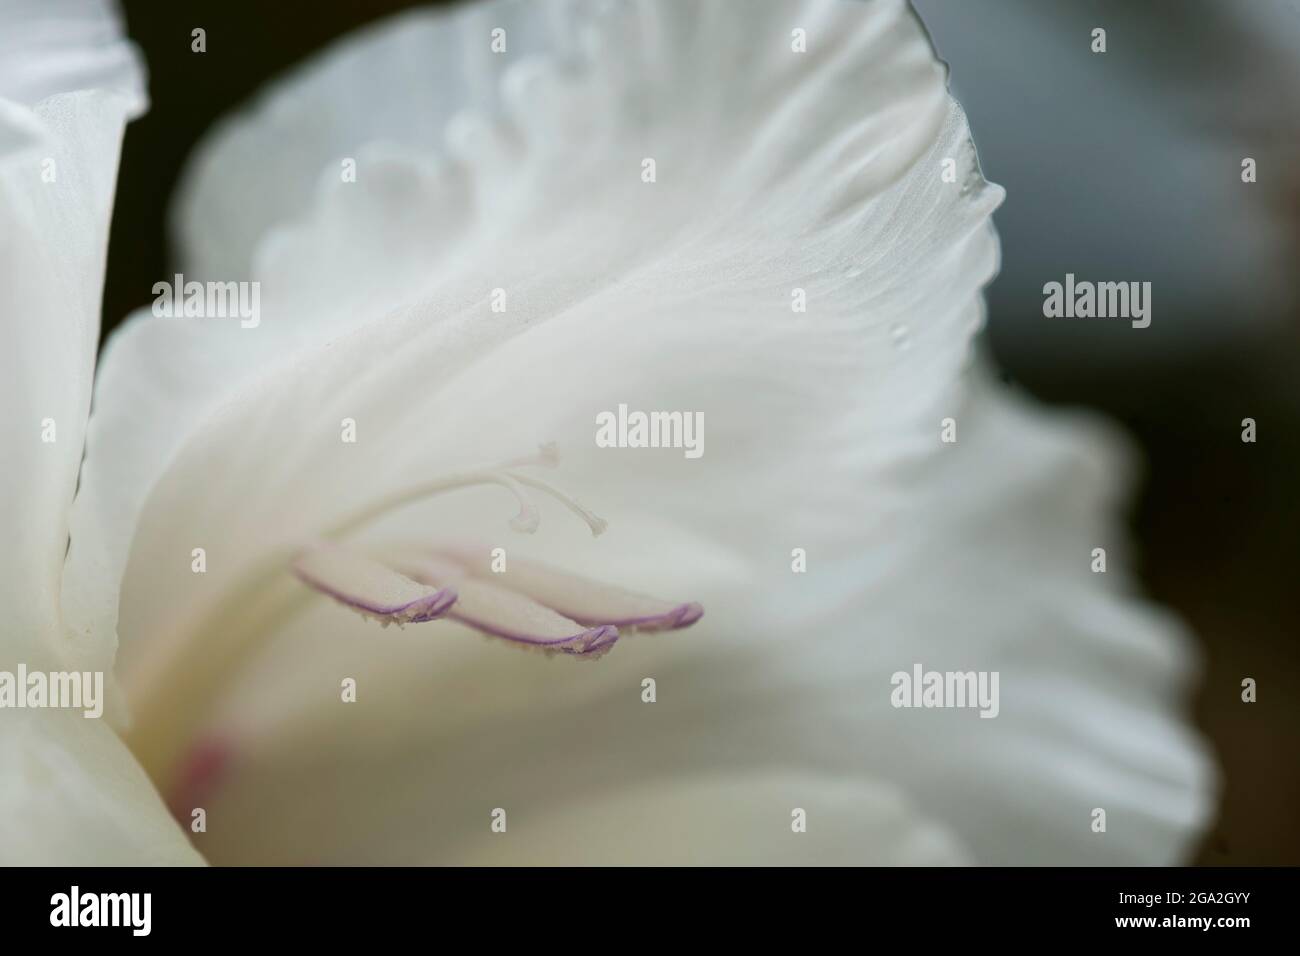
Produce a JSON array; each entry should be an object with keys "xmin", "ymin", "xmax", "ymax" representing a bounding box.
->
[{"xmin": 168, "ymin": 736, "xmax": 233, "ymax": 824}]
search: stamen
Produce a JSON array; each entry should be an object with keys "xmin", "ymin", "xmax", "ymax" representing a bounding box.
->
[
  {"xmin": 437, "ymin": 547, "xmax": 703, "ymax": 632},
  {"xmin": 292, "ymin": 543, "xmax": 457, "ymax": 626},
  {"xmin": 403, "ymin": 556, "xmax": 621, "ymax": 658},
  {"xmin": 128, "ymin": 451, "xmax": 621, "ymax": 797}
]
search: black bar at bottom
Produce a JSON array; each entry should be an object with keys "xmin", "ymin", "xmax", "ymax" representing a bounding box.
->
[{"xmin": 3, "ymin": 866, "xmax": 1291, "ymax": 940}]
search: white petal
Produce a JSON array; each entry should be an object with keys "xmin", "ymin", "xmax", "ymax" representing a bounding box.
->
[
  {"xmin": 0, "ymin": 0, "xmax": 182, "ymax": 868},
  {"xmin": 849, "ymin": 371, "xmax": 1217, "ymax": 863},
  {"xmin": 437, "ymin": 772, "xmax": 970, "ymax": 866},
  {"xmin": 172, "ymin": 1, "xmax": 584, "ymax": 282},
  {"xmin": 0, "ymin": 0, "xmax": 145, "ymax": 111},
  {"xmin": 695, "ymin": 367, "xmax": 1216, "ymax": 864},
  {"xmin": 140, "ymin": 593, "xmax": 965, "ymax": 864},
  {"xmin": 199, "ymin": 735, "xmax": 969, "ymax": 865},
  {"xmin": 0, "ymin": 0, "xmax": 144, "ymax": 658},
  {"xmin": 0, "ymin": 708, "xmax": 203, "ymax": 865}
]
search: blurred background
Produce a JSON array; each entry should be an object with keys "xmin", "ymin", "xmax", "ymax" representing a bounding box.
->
[{"xmin": 103, "ymin": 0, "xmax": 1299, "ymax": 864}]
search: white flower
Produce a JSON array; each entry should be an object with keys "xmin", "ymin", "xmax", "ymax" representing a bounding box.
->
[{"xmin": 2, "ymin": 0, "xmax": 1214, "ymax": 865}]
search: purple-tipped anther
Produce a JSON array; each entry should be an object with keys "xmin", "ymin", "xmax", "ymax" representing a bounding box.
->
[
  {"xmin": 434, "ymin": 548, "xmax": 704, "ymax": 635},
  {"xmin": 576, "ymin": 601, "xmax": 704, "ymax": 632},
  {"xmin": 444, "ymin": 615, "xmax": 621, "ymax": 658},
  {"xmin": 292, "ymin": 544, "xmax": 458, "ymax": 627}
]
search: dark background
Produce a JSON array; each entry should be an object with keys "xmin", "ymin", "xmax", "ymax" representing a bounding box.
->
[{"xmin": 104, "ymin": 0, "xmax": 1299, "ymax": 865}]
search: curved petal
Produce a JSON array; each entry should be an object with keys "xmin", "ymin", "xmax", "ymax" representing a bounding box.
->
[
  {"xmin": 0, "ymin": 708, "xmax": 203, "ymax": 865},
  {"xmin": 0, "ymin": 0, "xmax": 145, "ymax": 111},
  {"xmin": 171, "ymin": 2, "xmax": 585, "ymax": 282},
  {"xmin": 0, "ymin": 0, "xmax": 193, "ymax": 867},
  {"xmin": 0, "ymin": 0, "xmax": 144, "ymax": 658},
  {"xmin": 435, "ymin": 772, "xmax": 969, "ymax": 866},
  {"xmin": 777, "ymin": 369, "xmax": 1217, "ymax": 864},
  {"xmin": 193, "ymin": 731, "xmax": 969, "ymax": 865}
]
